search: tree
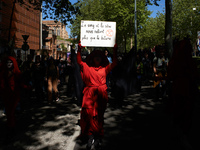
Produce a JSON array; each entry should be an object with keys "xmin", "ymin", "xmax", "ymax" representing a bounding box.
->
[
  {"xmin": 145, "ymin": 0, "xmax": 160, "ymax": 6},
  {"xmin": 138, "ymin": 12, "xmax": 165, "ymax": 49},
  {"xmin": 165, "ymin": 0, "xmax": 173, "ymax": 58},
  {"xmin": 145, "ymin": 0, "xmax": 173, "ymax": 57},
  {"xmin": 70, "ymin": 0, "xmax": 151, "ymax": 52},
  {"xmin": 17, "ymin": 0, "xmax": 79, "ymax": 24},
  {"xmin": 60, "ymin": 43, "xmax": 67, "ymax": 51},
  {"xmin": 172, "ymin": 0, "xmax": 200, "ymax": 46},
  {"xmin": 42, "ymin": 0, "xmax": 79, "ymax": 25},
  {"xmin": 7, "ymin": 0, "xmax": 78, "ymax": 29}
]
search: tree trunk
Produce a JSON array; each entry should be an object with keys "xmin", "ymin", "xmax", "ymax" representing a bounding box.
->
[
  {"xmin": 124, "ymin": 35, "xmax": 127, "ymax": 53},
  {"xmin": 165, "ymin": 0, "xmax": 173, "ymax": 59}
]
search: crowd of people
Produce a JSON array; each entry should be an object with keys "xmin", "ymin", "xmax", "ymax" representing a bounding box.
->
[
  {"xmin": 0, "ymin": 53, "xmax": 75, "ymax": 135},
  {"xmin": 16, "ymin": 54, "xmax": 72, "ymax": 104},
  {"xmin": 0, "ymin": 37, "xmax": 199, "ymax": 150}
]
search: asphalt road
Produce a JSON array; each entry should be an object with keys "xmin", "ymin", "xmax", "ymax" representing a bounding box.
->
[{"xmin": 0, "ymin": 84, "xmax": 200, "ymax": 150}]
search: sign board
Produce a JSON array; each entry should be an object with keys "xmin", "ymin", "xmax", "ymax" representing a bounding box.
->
[{"xmin": 80, "ymin": 20, "xmax": 116, "ymax": 47}]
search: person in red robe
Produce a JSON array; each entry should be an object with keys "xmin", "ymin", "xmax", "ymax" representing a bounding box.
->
[
  {"xmin": 77, "ymin": 42, "xmax": 117, "ymax": 150},
  {"xmin": 0, "ymin": 56, "xmax": 30, "ymax": 134},
  {"xmin": 168, "ymin": 39, "xmax": 199, "ymax": 149}
]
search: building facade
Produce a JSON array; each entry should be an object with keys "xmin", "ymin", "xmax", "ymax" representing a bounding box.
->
[
  {"xmin": 42, "ymin": 20, "xmax": 69, "ymax": 40},
  {"xmin": 0, "ymin": 0, "xmax": 41, "ymax": 59},
  {"xmin": 42, "ymin": 20, "xmax": 71, "ymax": 59},
  {"xmin": 42, "ymin": 23, "xmax": 57, "ymax": 59}
]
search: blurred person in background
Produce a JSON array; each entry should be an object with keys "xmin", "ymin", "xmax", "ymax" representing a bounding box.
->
[
  {"xmin": 136, "ymin": 52, "xmax": 143, "ymax": 93},
  {"xmin": 58, "ymin": 57, "xmax": 66, "ymax": 87},
  {"xmin": 196, "ymin": 34, "xmax": 200, "ymax": 56},
  {"xmin": 0, "ymin": 56, "xmax": 31, "ymax": 135},
  {"xmin": 104, "ymin": 49, "xmax": 113, "ymax": 91},
  {"xmin": 142, "ymin": 52, "xmax": 151, "ymax": 84},
  {"xmin": 46, "ymin": 57, "xmax": 59, "ymax": 104},
  {"xmin": 32, "ymin": 55, "xmax": 45, "ymax": 102},
  {"xmin": 153, "ymin": 45, "xmax": 168, "ymax": 100},
  {"xmin": 21, "ymin": 55, "xmax": 33, "ymax": 103}
]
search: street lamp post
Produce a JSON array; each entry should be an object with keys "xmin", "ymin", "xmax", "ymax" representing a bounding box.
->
[
  {"xmin": 135, "ymin": 0, "xmax": 137, "ymax": 51},
  {"xmin": 22, "ymin": 35, "xmax": 29, "ymax": 61}
]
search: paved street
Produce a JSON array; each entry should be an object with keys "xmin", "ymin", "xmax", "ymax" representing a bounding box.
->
[{"xmin": 0, "ymin": 84, "xmax": 200, "ymax": 150}]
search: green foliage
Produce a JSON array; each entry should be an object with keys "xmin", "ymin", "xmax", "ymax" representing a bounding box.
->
[
  {"xmin": 145, "ymin": 0, "xmax": 161, "ymax": 6},
  {"xmin": 60, "ymin": 43, "xmax": 67, "ymax": 51},
  {"xmin": 42, "ymin": 0, "xmax": 79, "ymax": 25},
  {"xmin": 57, "ymin": 36, "xmax": 64, "ymax": 40},
  {"xmin": 18, "ymin": 0, "xmax": 162, "ymax": 51},
  {"xmin": 138, "ymin": 12, "xmax": 165, "ymax": 49},
  {"xmin": 17, "ymin": 0, "xmax": 79, "ymax": 25},
  {"xmin": 172, "ymin": 0, "xmax": 200, "ymax": 44},
  {"xmin": 70, "ymin": 0, "xmax": 151, "ymax": 52},
  {"xmin": 138, "ymin": 0, "xmax": 200, "ymax": 50},
  {"xmin": 18, "ymin": 0, "xmax": 161, "ymax": 27}
]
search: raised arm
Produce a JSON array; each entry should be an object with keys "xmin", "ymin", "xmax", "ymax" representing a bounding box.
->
[
  {"xmin": 106, "ymin": 44, "xmax": 117, "ymax": 73},
  {"xmin": 77, "ymin": 42, "xmax": 82, "ymax": 65},
  {"xmin": 111, "ymin": 43, "xmax": 117, "ymax": 68}
]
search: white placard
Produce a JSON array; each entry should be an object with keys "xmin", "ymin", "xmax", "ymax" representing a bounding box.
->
[{"xmin": 80, "ymin": 20, "xmax": 116, "ymax": 47}]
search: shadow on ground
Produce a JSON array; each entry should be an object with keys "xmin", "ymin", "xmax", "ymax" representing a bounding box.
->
[
  {"xmin": 73, "ymin": 86, "xmax": 200, "ymax": 150},
  {"xmin": 102, "ymin": 87, "xmax": 171, "ymax": 150},
  {"xmin": 0, "ymin": 84, "xmax": 81, "ymax": 150},
  {"xmin": 1, "ymin": 84, "xmax": 200, "ymax": 150}
]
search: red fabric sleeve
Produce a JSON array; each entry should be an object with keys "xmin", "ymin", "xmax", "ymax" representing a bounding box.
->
[{"xmin": 77, "ymin": 50, "xmax": 82, "ymax": 65}]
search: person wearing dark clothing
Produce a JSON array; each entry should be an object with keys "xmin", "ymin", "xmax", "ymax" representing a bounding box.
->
[
  {"xmin": 142, "ymin": 52, "xmax": 151, "ymax": 84},
  {"xmin": 66, "ymin": 54, "xmax": 76, "ymax": 97},
  {"xmin": 58, "ymin": 58, "xmax": 66, "ymax": 86},
  {"xmin": 153, "ymin": 45, "xmax": 168, "ymax": 100},
  {"xmin": 168, "ymin": 39, "xmax": 199, "ymax": 149},
  {"xmin": 21, "ymin": 55, "xmax": 33, "ymax": 103},
  {"xmin": 196, "ymin": 34, "xmax": 200, "ymax": 56},
  {"xmin": 136, "ymin": 53, "xmax": 143, "ymax": 93},
  {"xmin": 16, "ymin": 55, "xmax": 22, "ymax": 70},
  {"xmin": 104, "ymin": 49, "xmax": 113, "ymax": 91},
  {"xmin": 41, "ymin": 55, "xmax": 48, "ymax": 94},
  {"xmin": 21, "ymin": 55, "xmax": 33, "ymax": 85},
  {"xmin": 71, "ymin": 48, "xmax": 84, "ymax": 106},
  {"xmin": 111, "ymin": 47, "xmax": 137, "ymax": 106},
  {"xmin": 32, "ymin": 55, "xmax": 45, "ymax": 101}
]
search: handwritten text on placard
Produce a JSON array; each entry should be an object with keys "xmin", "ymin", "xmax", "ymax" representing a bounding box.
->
[{"xmin": 81, "ymin": 20, "xmax": 116, "ymax": 47}]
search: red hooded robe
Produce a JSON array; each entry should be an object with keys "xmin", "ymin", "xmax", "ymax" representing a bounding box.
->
[
  {"xmin": 77, "ymin": 46, "xmax": 117, "ymax": 137},
  {"xmin": 0, "ymin": 56, "xmax": 25, "ymax": 128}
]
